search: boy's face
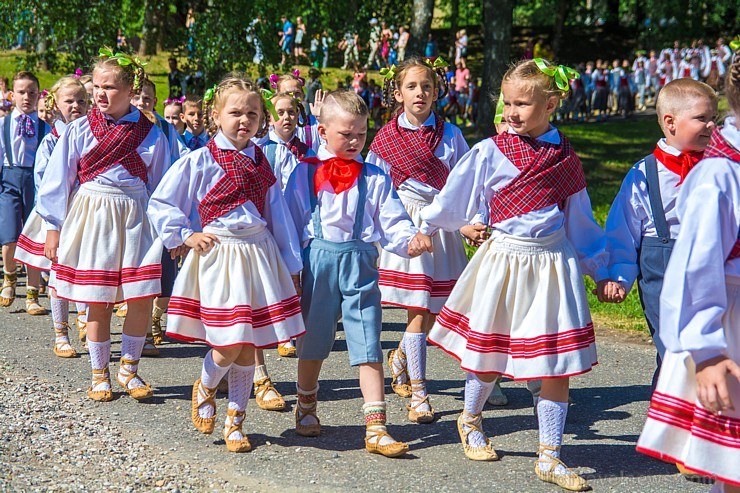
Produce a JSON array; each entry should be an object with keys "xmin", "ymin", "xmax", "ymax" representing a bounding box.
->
[
  {"xmin": 663, "ymin": 97, "xmax": 717, "ymax": 152},
  {"xmin": 132, "ymin": 86, "xmax": 156, "ymax": 112},
  {"xmin": 11, "ymin": 78, "xmax": 39, "ymax": 115},
  {"xmin": 180, "ymin": 104, "xmax": 204, "ymax": 134},
  {"xmin": 318, "ymin": 110, "xmax": 367, "ymax": 160}
]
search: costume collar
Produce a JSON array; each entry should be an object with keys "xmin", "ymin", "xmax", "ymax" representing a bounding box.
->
[
  {"xmin": 317, "ymin": 144, "xmax": 364, "ymax": 163},
  {"xmin": 214, "ymin": 131, "xmax": 255, "ymax": 158},
  {"xmin": 398, "ymin": 111, "xmax": 435, "ymax": 130},
  {"xmin": 507, "ymin": 124, "xmax": 561, "ymax": 144}
]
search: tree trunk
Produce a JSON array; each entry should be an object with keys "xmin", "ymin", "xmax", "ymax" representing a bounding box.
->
[
  {"xmin": 476, "ymin": 0, "xmax": 514, "ymax": 137},
  {"xmin": 447, "ymin": 0, "xmax": 460, "ymax": 61},
  {"xmin": 551, "ymin": 0, "xmax": 568, "ymax": 58},
  {"xmin": 139, "ymin": 0, "xmax": 164, "ymax": 56},
  {"xmin": 409, "ymin": 0, "xmax": 434, "ymax": 56}
]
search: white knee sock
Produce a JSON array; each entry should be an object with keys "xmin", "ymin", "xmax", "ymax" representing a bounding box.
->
[
  {"xmin": 537, "ymin": 398, "xmax": 569, "ymax": 475},
  {"xmin": 76, "ymin": 303, "xmax": 88, "ymax": 322},
  {"xmin": 463, "ymin": 373, "xmax": 495, "ymax": 448},
  {"xmin": 198, "ymin": 350, "xmax": 231, "ymax": 419},
  {"xmin": 296, "ymin": 384, "xmax": 320, "ymax": 426},
  {"xmin": 88, "ymin": 340, "xmax": 111, "ymax": 392},
  {"xmin": 226, "ymin": 363, "xmax": 255, "ymax": 440},
  {"xmin": 51, "ymin": 296, "xmax": 71, "ymax": 347},
  {"xmin": 118, "ymin": 334, "xmax": 146, "ymax": 389},
  {"xmin": 405, "ymin": 332, "xmax": 430, "ymax": 412}
]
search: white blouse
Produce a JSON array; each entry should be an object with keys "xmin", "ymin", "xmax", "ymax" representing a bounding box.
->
[
  {"xmin": 420, "ymin": 127, "xmax": 609, "ymax": 281},
  {"xmin": 258, "ymin": 128, "xmax": 317, "ymax": 190},
  {"xmin": 659, "ymin": 118, "xmax": 740, "ymax": 365},
  {"xmin": 147, "ymin": 132, "xmax": 303, "ymax": 274},
  {"xmin": 37, "ymin": 107, "xmax": 170, "ymax": 231},
  {"xmin": 365, "ymin": 112, "xmax": 470, "ymax": 202},
  {"xmin": 34, "ymin": 120, "xmax": 66, "ymax": 192},
  {"xmin": 283, "ymin": 146, "xmax": 418, "ymax": 258},
  {"xmin": 605, "ymin": 139, "xmax": 683, "ymax": 291}
]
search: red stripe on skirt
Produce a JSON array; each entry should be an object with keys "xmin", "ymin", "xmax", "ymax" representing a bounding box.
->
[
  {"xmin": 379, "ymin": 269, "xmax": 457, "ymax": 296},
  {"xmin": 53, "ymin": 264, "xmax": 162, "ymax": 286},
  {"xmin": 17, "ymin": 234, "xmax": 46, "ymax": 256},
  {"xmin": 168, "ymin": 295, "xmax": 302, "ymax": 328}
]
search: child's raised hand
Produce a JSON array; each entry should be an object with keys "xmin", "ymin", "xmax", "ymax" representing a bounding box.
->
[
  {"xmin": 44, "ymin": 230, "xmax": 60, "ymax": 263},
  {"xmin": 183, "ymin": 232, "xmax": 220, "ymax": 254},
  {"xmin": 460, "ymin": 223, "xmax": 488, "ymax": 246},
  {"xmin": 695, "ymin": 355, "xmax": 740, "ymax": 414},
  {"xmin": 309, "ymin": 89, "xmax": 325, "ymax": 119},
  {"xmin": 291, "ymin": 274, "xmax": 302, "ymax": 297}
]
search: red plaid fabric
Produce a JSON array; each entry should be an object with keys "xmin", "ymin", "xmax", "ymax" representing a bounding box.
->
[
  {"xmin": 78, "ymin": 108, "xmax": 153, "ymax": 184},
  {"xmin": 704, "ymin": 128, "xmax": 740, "ymax": 260},
  {"xmin": 369, "ymin": 112, "xmax": 449, "ymax": 190},
  {"xmin": 287, "ymin": 135, "xmax": 310, "ymax": 161},
  {"xmin": 51, "ymin": 126, "xmax": 60, "ymax": 139},
  {"xmin": 198, "ymin": 140, "xmax": 277, "ymax": 227},
  {"xmin": 488, "ymin": 132, "xmax": 587, "ymax": 225}
]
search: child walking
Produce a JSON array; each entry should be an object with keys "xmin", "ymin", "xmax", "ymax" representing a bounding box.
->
[
  {"xmin": 14, "ymin": 75, "xmax": 90, "ymax": 357},
  {"xmin": 180, "ymin": 95, "xmax": 209, "ymax": 151},
  {"xmin": 147, "ymin": 75, "xmax": 306, "ymax": 453},
  {"xmin": 637, "ymin": 61, "xmax": 740, "ymax": 493},
  {"xmin": 365, "ymin": 57, "xmax": 470, "ymax": 423},
  {"xmin": 284, "ymin": 90, "xmax": 432, "ymax": 457},
  {"xmin": 272, "ymin": 72, "xmax": 323, "ymax": 153},
  {"xmin": 602, "ymin": 78, "xmax": 718, "ymax": 387},
  {"xmin": 163, "ymin": 97, "xmax": 186, "ymax": 137},
  {"xmin": 0, "ymin": 71, "xmax": 51, "ymax": 315},
  {"xmin": 37, "ymin": 48, "xmax": 170, "ymax": 402},
  {"xmin": 419, "ymin": 59, "xmax": 608, "ymax": 490}
]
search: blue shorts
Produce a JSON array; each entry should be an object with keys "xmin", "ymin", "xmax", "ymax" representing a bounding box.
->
[
  {"xmin": 0, "ymin": 167, "xmax": 35, "ymax": 245},
  {"xmin": 297, "ymin": 238, "xmax": 383, "ymax": 366}
]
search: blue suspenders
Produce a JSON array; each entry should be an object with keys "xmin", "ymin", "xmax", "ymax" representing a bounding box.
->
[{"xmin": 308, "ymin": 163, "xmax": 367, "ymax": 241}]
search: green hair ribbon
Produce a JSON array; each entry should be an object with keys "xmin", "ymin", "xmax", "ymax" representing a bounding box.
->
[
  {"xmin": 493, "ymin": 91, "xmax": 505, "ymax": 125},
  {"xmin": 379, "ymin": 65, "xmax": 396, "ymax": 80},
  {"xmin": 203, "ymin": 84, "xmax": 218, "ymax": 104},
  {"xmin": 98, "ymin": 47, "xmax": 148, "ymax": 87},
  {"xmin": 533, "ymin": 58, "xmax": 580, "ymax": 91},
  {"xmin": 260, "ymin": 89, "xmax": 279, "ymax": 121},
  {"xmin": 425, "ymin": 57, "xmax": 448, "ymax": 69},
  {"xmin": 730, "ymin": 36, "xmax": 740, "ymax": 52}
]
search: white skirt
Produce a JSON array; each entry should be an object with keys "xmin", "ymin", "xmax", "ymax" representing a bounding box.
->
[
  {"xmin": 14, "ymin": 209, "xmax": 51, "ymax": 271},
  {"xmin": 50, "ymin": 182, "xmax": 162, "ymax": 304},
  {"xmin": 428, "ymin": 229, "xmax": 597, "ymax": 379},
  {"xmin": 637, "ymin": 281, "xmax": 740, "ymax": 487},
  {"xmin": 166, "ymin": 226, "xmax": 306, "ymax": 348},
  {"xmin": 378, "ymin": 193, "xmax": 468, "ymax": 314}
]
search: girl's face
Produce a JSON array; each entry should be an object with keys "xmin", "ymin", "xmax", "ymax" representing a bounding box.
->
[
  {"xmin": 212, "ymin": 91, "xmax": 263, "ymax": 151},
  {"xmin": 92, "ymin": 68, "xmax": 133, "ymax": 120},
  {"xmin": 502, "ymin": 81, "xmax": 558, "ymax": 138},
  {"xmin": 394, "ymin": 66, "xmax": 437, "ymax": 123},
  {"xmin": 55, "ymin": 86, "xmax": 89, "ymax": 123},
  {"xmin": 164, "ymin": 104, "xmax": 185, "ymax": 133},
  {"xmin": 271, "ymin": 97, "xmax": 299, "ymax": 142},
  {"xmin": 37, "ymin": 100, "xmax": 51, "ymax": 123},
  {"xmin": 278, "ymin": 80, "xmax": 305, "ymax": 102}
]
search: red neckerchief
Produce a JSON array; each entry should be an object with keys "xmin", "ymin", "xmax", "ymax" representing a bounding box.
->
[
  {"xmin": 652, "ymin": 144, "xmax": 703, "ymax": 184},
  {"xmin": 314, "ymin": 157, "xmax": 363, "ymax": 195}
]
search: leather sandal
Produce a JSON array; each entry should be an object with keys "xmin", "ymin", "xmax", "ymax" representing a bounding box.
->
[
  {"xmin": 387, "ymin": 348, "xmax": 411, "ymax": 398},
  {"xmin": 457, "ymin": 411, "xmax": 499, "ymax": 461},
  {"xmin": 254, "ymin": 377, "xmax": 286, "ymax": 411},
  {"xmin": 534, "ymin": 443, "xmax": 590, "ymax": 491},
  {"xmin": 151, "ymin": 315, "xmax": 164, "ymax": 345},
  {"xmin": 53, "ymin": 323, "xmax": 78, "ymax": 358},
  {"xmin": 0, "ymin": 274, "xmax": 16, "ymax": 308},
  {"xmin": 364, "ymin": 429, "xmax": 409, "ymax": 458},
  {"xmin": 76, "ymin": 311, "xmax": 87, "ymax": 343},
  {"xmin": 224, "ymin": 409, "xmax": 251, "ymax": 453},
  {"xmin": 295, "ymin": 397, "xmax": 321, "ymax": 437},
  {"xmin": 114, "ymin": 303, "xmax": 128, "ymax": 318},
  {"xmin": 141, "ymin": 336, "xmax": 159, "ymax": 357},
  {"xmin": 191, "ymin": 378, "xmax": 217, "ymax": 434},
  {"xmin": 87, "ymin": 368, "xmax": 113, "ymax": 402},
  {"xmin": 25, "ymin": 290, "xmax": 48, "ymax": 316},
  {"xmin": 116, "ymin": 358, "xmax": 153, "ymax": 401},
  {"xmin": 277, "ymin": 342, "xmax": 297, "ymax": 357},
  {"xmin": 406, "ymin": 379, "xmax": 434, "ymax": 424}
]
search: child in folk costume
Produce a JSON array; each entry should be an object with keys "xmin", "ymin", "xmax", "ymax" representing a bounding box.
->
[
  {"xmin": 14, "ymin": 75, "xmax": 90, "ymax": 358},
  {"xmin": 37, "ymin": 49, "xmax": 170, "ymax": 402},
  {"xmin": 272, "ymin": 72, "xmax": 323, "ymax": 153},
  {"xmin": 419, "ymin": 59, "xmax": 609, "ymax": 490},
  {"xmin": 283, "ymin": 90, "xmax": 432, "ymax": 457},
  {"xmin": 602, "ymin": 79, "xmax": 718, "ymax": 388},
  {"xmin": 0, "ymin": 71, "xmax": 52, "ymax": 315},
  {"xmin": 180, "ymin": 96, "xmax": 209, "ymax": 151},
  {"xmin": 637, "ymin": 62, "xmax": 740, "ymax": 492},
  {"xmin": 147, "ymin": 76, "xmax": 305, "ymax": 453},
  {"xmin": 591, "ymin": 63, "xmax": 610, "ymax": 121},
  {"xmin": 365, "ymin": 57, "xmax": 469, "ymax": 424},
  {"xmin": 162, "ymin": 96, "xmax": 186, "ymax": 138}
]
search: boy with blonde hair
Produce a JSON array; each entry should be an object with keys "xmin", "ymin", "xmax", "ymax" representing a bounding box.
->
[{"xmin": 603, "ymin": 78, "xmax": 718, "ymax": 386}]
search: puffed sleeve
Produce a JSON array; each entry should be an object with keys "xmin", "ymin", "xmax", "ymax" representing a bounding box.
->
[
  {"xmin": 36, "ymin": 125, "xmax": 81, "ymax": 231},
  {"xmin": 370, "ymin": 170, "xmax": 417, "ymax": 258},
  {"xmin": 262, "ymin": 183, "xmax": 303, "ymax": 274},
  {"xmin": 34, "ymin": 134, "xmax": 57, "ymax": 193},
  {"xmin": 146, "ymin": 127, "xmax": 172, "ymax": 194},
  {"xmin": 364, "ymin": 150, "xmax": 390, "ymax": 175},
  {"xmin": 563, "ymin": 189, "xmax": 609, "ymax": 282}
]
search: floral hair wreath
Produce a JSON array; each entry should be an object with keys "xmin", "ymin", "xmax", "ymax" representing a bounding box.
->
[
  {"xmin": 73, "ymin": 68, "xmax": 83, "ymax": 78},
  {"xmin": 164, "ymin": 96, "xmax": 186, "ymax": 106},
  {"xmin": 98, "ymin": 47, "xmax": 148, "ymax": 89},
  {"xmin": 269, "ymin": 69, "xmax": 305, "ymax": 89}
]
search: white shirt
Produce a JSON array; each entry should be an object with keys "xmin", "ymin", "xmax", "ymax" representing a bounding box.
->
[
  {"xmin": 259, "ymin": 128, "xmax": 317, "ymax": 190},
  {"xmin": 37, "ymin": 107, "xmax": 170, "ymax": 231},
  {"xmin": 0, "ymin": 109, "xmax": 49, "ymax": 167},
  {"xmin": 365, "ymin": 112, "xmax": 470, "ymax": 202},
  {"xmin": 147, "ymin": 132, "xmax": 303, "ymax": 274},
  {"xmin": 605, "ymin": 139, "xmax": 683, "ymax": 291},
  {"xmin": 659, "ymin": 117, "xmax": 740, "ymax": 365},
  {"xmin": 155, "ymin": 113, "xmax": 190, "ymax": 163},
  {"xmin": 420, "ymin": 127, "xmax": 609, "ymax": 281},
  {"xmin": 283, "ymin": 146, "xmax": 417, "ymax": 258},
  {"xmin": 34, "ymin": 120, "xmax": 67, "ymax": 192}
]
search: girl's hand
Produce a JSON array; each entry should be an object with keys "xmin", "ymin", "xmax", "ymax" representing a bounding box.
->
[
  {"xmin": 460, "ymin": 223, "xmax": 488, "ymax": 246},
  {"xmin": 408, "ymin": 232, "xmax": 433, "ymax": 257},
  {"xmin": 309, "ymin": 89, "xmax": 325, "ymax": 119},
  {"xmin": 695, "ymin": 355, "xmax": 740, "ymax": 414},
  {"xmin": 291, "ymin": 274, "xmax": 302, "ymax": 296},
  {"xmin": 44, "ymin": 230, "xmax": 60, "ymax": 263},
  {"xmin": 183, "ymin": 232, "xmax": 220, "ymax": 254},
  {"xmin": 169, "ymin": 245, "xmax": 191, "ymax": 260}
]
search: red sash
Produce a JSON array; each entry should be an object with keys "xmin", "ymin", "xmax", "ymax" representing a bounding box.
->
[
  {"xmin": 78, "ymin": 108, "xmax": 153, "ymax": 184},
  {"xmin": 369, "ymin": 113, "xmax": 449, "ymax": 191},
  {"xmin": 198, "ymin": 140, "xmax": 276, "ymax": 227},
  {"xmin": 488, "ymin": 132, "xmax": 587, "ymax": 225},
  {"xmin": 704, "ymin": 128, "xmax": 740, "ymax": 260}
]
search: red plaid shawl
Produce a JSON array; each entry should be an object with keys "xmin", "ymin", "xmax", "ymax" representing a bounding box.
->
[
  {"xmin": 704, "ymin": 128, "xmax": 740, "ymax": 260},
  {"xmin": 369, "ymin": 113, "xmax": 448, "ymax": 191},
  {"xmin": 488, "ymin": 131, "xmax": 586, "ymax": 225},
  {"xmin": 78, "ymin": 108, "xmax": 153, "ymax": 184},
  {"xmin": 287, "ymin": 135, "xmax": 310, "ymax": 161},
  {"xmin": 198, "ymin": 140, "xmax": 277, "ymax": 227}
]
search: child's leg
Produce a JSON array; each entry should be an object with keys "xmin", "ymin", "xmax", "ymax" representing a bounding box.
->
[
  {"xmin": 86, "ymin": 303, "xmax": 115, "ymax": 400},
  {"xmin": 402, "ymin": 310, "xmax": 433, "ymax": 419},
  {"xmin": 253, "ymin": 347, "xmax": 286, "ymax": 411},
  {"xmin": 223, "ymin": 346, "xmax": 255, "ymax": 451},
  {"xmin": 116, "ymin": 298, "xmax": 154, "ymax": 397},
  {"xmin": 151, "ymin": 296, "xmax": 169, "ymax": 344},
  {"xmin": 50, "ymin": 289, "xmax": 75, "ymax": 358},
  {"xmin": 459, "ymin": 372, "xmax": 497, "ymax": 453},
  {"xmin": 359, "ymin": 362, "xmax": 408, "ymax": 456},
  {"xmin": 23, "ymin": 267, "xmax": 47, "ymax": 315},
  {"xmin": 0, "ymin": 246, "xmax": 18, "ymax": 306},
  {"xmin": 295, "ymin": 359, "xmax": 324, "ymax": 435}
]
